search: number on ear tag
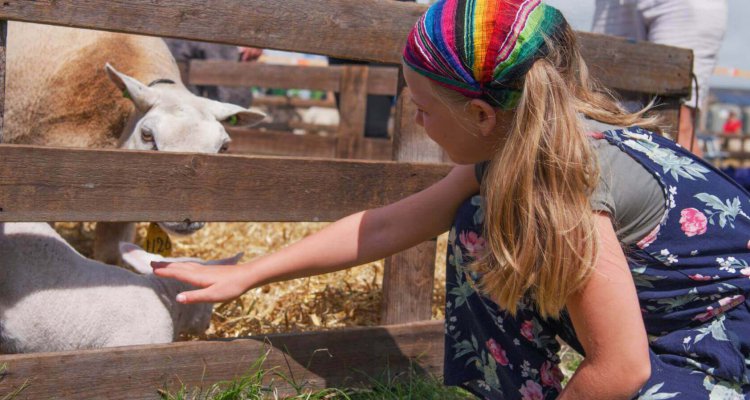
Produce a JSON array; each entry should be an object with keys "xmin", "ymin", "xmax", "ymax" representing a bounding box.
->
[{"xmin": 144, "ymin": 223, "xmax": 173, "ymax": 257}]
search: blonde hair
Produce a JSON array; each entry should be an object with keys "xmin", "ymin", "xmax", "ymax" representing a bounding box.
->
[{"xmin": 454, "ymin": 25, "xmax": 660, "ymax": 318}]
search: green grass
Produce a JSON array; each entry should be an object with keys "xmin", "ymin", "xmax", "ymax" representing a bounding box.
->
[
  {"xmin": 158, "ymin": 347, "xmax": 585, "ymax": 399},
  {"xmin": 157, "ymin": 353, "xmax": 473, "ymax": 400},
  {"xmin": 0, "ymin": 363, "xmax": 31, "ymax": 400},
  {"xmin": 343, "ymin": 366, "xmax": 473, "ymax": 400}
]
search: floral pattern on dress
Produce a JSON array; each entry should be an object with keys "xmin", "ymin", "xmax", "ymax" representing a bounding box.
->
[{"xmin": 444, "ymin": 128, "xmax": 750, "ymax": 399}]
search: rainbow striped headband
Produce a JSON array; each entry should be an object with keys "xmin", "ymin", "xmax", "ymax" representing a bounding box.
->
[{"xmin": 403, "ymin": 0, "xmax": 567, "ymax": 110}]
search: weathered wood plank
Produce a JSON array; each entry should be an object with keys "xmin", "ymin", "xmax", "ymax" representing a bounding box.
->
[
  {"xmin": 191, "ymin": 61, "xmax": 341, "ymax": 93},
  {"xmin": 650, "ymin": 98, "xmax": 682, "ymax": 138},
  {"xmin": 189, "ymin": 61, "xmax": 399, "ymax": 96},
  {"xmin": 0, "ymin": 0, "xmax": 424, "ymax": 64},
  {"xmin": 0, "ymin": 2, "xmax": 691, "ymax": 95},
  {"xmin": 579, "ymin": 32, "xmax": 692, "ymax": 96},
  {"xmin": 0, "ymin": 145, "xmax": 451, "ymax": 222},
  {"xmin": 251, "ymin": 96, "xmax": 336, "ymax": 109},
  {"xmin": 350, "ymin": 136, "xmax": 393, "ymax": 160},
  {"xmin": 336, "ymin": 66, "xmax": 368, "ymax": 159},
  {"xmin": 0, "ymin": 20, "xmax": 6, "ymax": 143},
  {"xmin": 227, "ymin": 128, "xmax": 338, "ymax": 158},
  {"xmin": 381, "ymin": 239, "xmax": 438, "ymax": 325},
  {"xmin": 227, "ymin": 128, "xmax": 392, "ymax": 160},
  {"xmin": 382, "ymin": 72, "xmax": 446, "ymax": 325},
  {"xmin": 0, "ymin": 321, "xmax": 444, "ymax": 399},
  {"xmin": 288, "ymin": 121, "xmax": 338, "ymax": 134}
]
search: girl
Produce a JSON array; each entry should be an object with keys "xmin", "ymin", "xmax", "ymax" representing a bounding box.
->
[{"xmin": 152, "ymin": 1, "xmax": 750, "ymax": 398}]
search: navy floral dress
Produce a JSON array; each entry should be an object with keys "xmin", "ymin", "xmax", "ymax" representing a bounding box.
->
[{"xmin": 444, "ymin": 128, "xmax": 750, "ymax": 399}]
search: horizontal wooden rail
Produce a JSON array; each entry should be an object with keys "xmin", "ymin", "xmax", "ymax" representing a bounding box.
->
[
  {"xmin": 251, "ymin": 96, "xmax": 336, "ymax": 109},
  {"xmin": 227, "ymin": 128, "xmax": 392, "ymax": 160},
  {"xmin": 0, "ymin": 0, "xmax": 423, "ymax": 64},
  {"xmin": 228, "ymin": 128, "xmax": 339, "ymax": 158},
  {"xmin": 0, "ymin": 321, "xmax": 444, "ymax": 399},
  {"xmin": 0, "ymin": 2, "xmax": 691, "ymax": 96},
  {"xmin": 288, "ymin": 121, "xmax": 338, "ymax": 134},
  {"xmin": 578, "ymin": 33, "xmax": 692, "ymax": 97},
  {"xmin": 0, "ymin": 145, "xmax": 448, "ymax": 222},
  {"xmin": 189, "ymin": 61, "xmax": 399, "ymax": 96}
]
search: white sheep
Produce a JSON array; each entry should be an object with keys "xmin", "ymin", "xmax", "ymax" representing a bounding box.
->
[
  {"xmin": 5, "ymin": 22, "xmax": 267, "ymax": 265},
  {"xmin": 0, "ymin": 222, "xmax": 241, "ymax": 354}
]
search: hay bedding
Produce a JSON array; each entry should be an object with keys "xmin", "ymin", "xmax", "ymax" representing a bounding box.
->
[{"xmin": 53, "ymin": 222, "xmax": 448, "ymax": 339}]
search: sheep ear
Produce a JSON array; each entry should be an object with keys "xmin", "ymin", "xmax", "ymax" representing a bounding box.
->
[
  {"xmin": 203, "ymin": 252, "xmax": 244, "ymax": 266},
  {"xmin": 105, "ymin": 63, "xmax": 157, "ymax": 112},
  {"xmin": 119, "ymin": 242, "xmax": 161, "ymax": 274},
  {"xmin": 206, "ymin": 99, "xmax": 267, "ymax": 127}
]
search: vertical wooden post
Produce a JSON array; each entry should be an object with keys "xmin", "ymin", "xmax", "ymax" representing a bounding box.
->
[
  {"xmin": 0, "ymin": 20, "xmax": 7, "ymax": 143},
  {"xmin": 335, "ymin": 65, "xmax": 368, "ymax": 159},
  {"xmin": 175, "ymin": 60, "xmax": 190, "ymax": 86},
  {"xmin": 381, "ymin": 69, "xmax": 446, "ymax": 325},
  {"xmin": 653, "ymin": 97, "xmax": 682, "ymax": 140}
]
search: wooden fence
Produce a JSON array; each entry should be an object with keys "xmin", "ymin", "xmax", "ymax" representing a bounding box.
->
[
  {"xmin": 180, "ymin": 36, "xmax": 694, "ymax": 160},
  {"xmin": 189, "ymin": 61, "xmax": 400, "ymax": 160},
  {"xmin": 0, "ymin": 0, "xmax": 692, "ymax": 397}
]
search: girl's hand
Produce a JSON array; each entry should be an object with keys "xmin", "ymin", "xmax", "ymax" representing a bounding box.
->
[{"xmin": 151, "ymin": 261, "xmax": 253, "ymax": 304}]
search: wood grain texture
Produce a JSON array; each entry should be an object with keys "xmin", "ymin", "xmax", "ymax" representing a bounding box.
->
[
  {"xmin": 0, "ymin": 0, "xmax": 424, "ymax": 64},
  {"xmin": 191, "ymin": 61, "xmax": 342, "ymax": 92},
  {"xmin": 227, "ymin": 128, "xmax": 392, "ymax": 160},
  {"xmin": 0, "ymin": 145, "xmax": 450, "ymax": 222},
  {"xmin": 381, "ymin": 239, "xmax": 438, "ymax": 325},
  {"xmin": 251, "ymin": 96, "xmax": 336, "ymax": 109},
  {"xmin": 0, "ymin": 2, "xmax": 691, "ymax": 95},
  {"xmin": 189, "ymin": 61, "xmax": 398, "ymax": 96},
  {"xmin": 382, "ymin": 71, "xmax": 446, "ymax": 325},
  {"xmin": 227, "ymin": 128, "xmax": 338, "ymax": 158},
  {"xmin": 0, "ymin": 321, "xmax": 444, "ymax": 399},
  {"xmin": 0, "ymin": 21, "xmax": 6, "ymax": 143},
  {"xmin": 336, "ymin": 66, "xmax": 368, "ymax": 159},
  {"xmin": 579, "ymin": 32, "xmax": 692, "ymax": 96}
]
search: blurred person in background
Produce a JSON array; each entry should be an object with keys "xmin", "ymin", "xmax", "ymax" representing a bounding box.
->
[
  {"xmin": 592, "ymin": 0, "xmax": 729, "ymax": 156},
  {"xmin": 723, "ymin": 110, "xmax": 743, "ymax": 135}
]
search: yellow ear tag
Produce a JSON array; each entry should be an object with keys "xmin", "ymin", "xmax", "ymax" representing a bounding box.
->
[
  {"xmin": 144, "ymin": 223, "xmax": 173, "ymax": 257},
  {"xmin": 228, "ymin": 115, "xmax": 238, "ymax": 126}
]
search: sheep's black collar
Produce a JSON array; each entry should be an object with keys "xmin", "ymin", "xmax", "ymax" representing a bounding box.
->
[{"xmin": 147, "ymin": 78, "xmax": 176, "ymax": 87}]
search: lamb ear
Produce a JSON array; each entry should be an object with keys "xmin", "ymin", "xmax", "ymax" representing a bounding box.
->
[
  {"xmin": 105, "ymin": 63, "xmax": 157, "ymax": 112},
  {"xmin": 202, "ymin": 252, "xmax": 244, "ymax": 266},
  {"xmin": 119, "ymin": 242, "xmax": 161, "ymax": 274}
]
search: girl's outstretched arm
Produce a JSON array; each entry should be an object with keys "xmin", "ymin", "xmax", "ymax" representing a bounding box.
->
[
  {"xmin": 152, "ymin": 164, "xmax": 479, "ymax": 304},
  {"xmin": 558, "ymin": 213, "xmax": 651, "ymax": 399}
]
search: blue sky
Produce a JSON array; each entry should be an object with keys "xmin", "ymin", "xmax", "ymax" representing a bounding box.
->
[{"xmin": 546, "ymin": 0, "xmax": 750, "ymax": 90}]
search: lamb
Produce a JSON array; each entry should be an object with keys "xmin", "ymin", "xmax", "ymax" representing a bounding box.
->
[
  {"xmin": 4, "ymin": 21, "xmax": 265, "ymax": 264},
  {"xmin": 0, "ymin": 222, "xmax": 241, "ymax": 354}
]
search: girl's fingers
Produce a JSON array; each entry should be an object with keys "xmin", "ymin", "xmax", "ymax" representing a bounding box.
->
[
  {"xmin": 176, "ymin": 288, "xmax": 220, "ymax": 304},
  {"xmin": 151, "ymin": 262, "xmax": 210, "ymax": 286}
]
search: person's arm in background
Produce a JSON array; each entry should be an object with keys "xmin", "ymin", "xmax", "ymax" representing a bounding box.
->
[
  {"xmin": 152, "ymin": 165, "xmax": 479, "ymax": 304},
  {"xmin": 238, "ymin": 47, "xmax": 263, "ymax": 62}
]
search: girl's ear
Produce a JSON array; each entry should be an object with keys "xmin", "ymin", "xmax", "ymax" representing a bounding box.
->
[{"xmin": 468, "ymin": 99, "xmax": 498, "ymax": 137}]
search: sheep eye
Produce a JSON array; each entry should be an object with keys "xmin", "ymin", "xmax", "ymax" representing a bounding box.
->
[
  {"xmin": 224, "ymin": 115, "xmax": 239, "ymax": 126},
  {"xmin": 219, "ymin": 142, "xmax": 230, "ymax": 153},
  {"xmin": 141, "ymin": 127, "xmax": 154, "ymax": 142}
]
